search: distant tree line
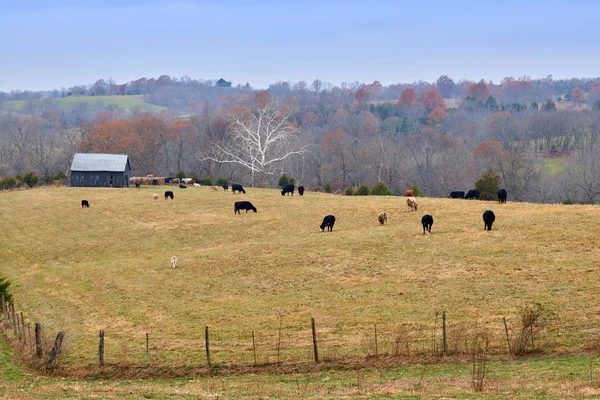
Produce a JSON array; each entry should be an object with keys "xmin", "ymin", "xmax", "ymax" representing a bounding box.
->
[{"xmin": 1, "ymin": 75, "xmax": 600, "ymax": 204}]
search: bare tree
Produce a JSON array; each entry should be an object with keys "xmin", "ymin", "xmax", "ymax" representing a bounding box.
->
[{"xmin": 204, "ymin": 92, "xmax": 307, "ymax": 186}]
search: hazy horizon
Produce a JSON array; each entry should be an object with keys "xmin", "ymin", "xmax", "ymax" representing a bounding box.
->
[{"xmin": 2, "ymin": 0, "xmax": 599, "ymax": 92}]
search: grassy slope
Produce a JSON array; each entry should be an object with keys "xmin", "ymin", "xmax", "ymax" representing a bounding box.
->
[
  {"xmin": 1, "ymin": 187, "xmax": 600, "ymax": 368},
  {"xmin": 1, "ymin": 96, "xmax": 166, "ymax": 112}
]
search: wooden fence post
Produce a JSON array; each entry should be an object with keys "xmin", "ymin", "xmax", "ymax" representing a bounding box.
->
[
  {"xmin": 503, "ymin": 317, "xmax": 511, "ymax": 353},
  {"xmin": 530, "ymin": 323, "xmax": 534, "ymax": 351},
  {"xmin": 2, "ymin": 296, "xmax": 7, "ymax": 326},
  {"xmin": 35, "ymin": 323, "xmax": 42, "ymax": 358},
  {"xmin": 205, "ymin": 326, "xmax": 211, "ymax": 368},
  {"xmin": 277, "ymin": 317, "xmax": 282, "ymax": 365},
  {"xmin": 252, "ymin": 329, "xmax": 257, "ymax": 365},
  {"xmin": 1, "ymin": 295, "xmax": 5, "ymax": 322},
  {"xmin": 311, "ymin": 318, "xmax": 319, "ymax": 364},
  {"xmin": 442, "ymin": 310, "xmax": 447, "ymax": 356},
  {"xmin": 46, "ymin": 331, "xmax": 64, "ymax": 370},
  {"xmin": 28, "ymin": 323, "xmax": 32, "ymax": 349},
  {"xmin": 146, "ymin": 333, "xmax": 149, "ymax": 367},
  {"xmin": 11, "ymin": 304, "xmax": 16, "ymax": 335},
  {"xmin": 15, "ymin": 313, "xmax": 21, "ymax": 340},
  {"xmin": 374, "ymin": 323, "xmax": 378, "ymax": 359},
  {"xmin": 20, "ymin": 312, "xmax": 25, "ymax": 344},
  {"xmin": 98, "ymin": 330, "xmax": 104, "ymax": 367}
]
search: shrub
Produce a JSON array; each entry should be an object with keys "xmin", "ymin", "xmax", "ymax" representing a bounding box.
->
[
  {"xmin": 1, "ymin": 177, "xmax": 16, "ymax": 189},
  {"xmin": 216, "ymin": 177, "xmax": 228, "ymax": 186},
  {"xmin": 23, "ymin": 172, "xmax": 40, "ymax": 187},
  {"xmin": 200, "ymin": 177, "xmax": 212, "ymax": 186},
  {"xmin": 176, "ymin": 170, "xmax": 186, "ymax": 179},
  {"xmin": 345, "ymin": 186, "xmax": 355, "ymax": 196},
  {"xmin": 475, "ymin": 169, "xmax": 500, "ymax": 201},
  {"xmin": 53, "ymin": 171, "xmax": 67, "ymax": 182},
  {"xmin": 511, "ymin": 304, "xmax": 544, "ymax": 355},
  {"xmin": 370, "ymin": 181, "xmax": 393, "ymax": 196},
  {"xmin": 324, "ymin": 183, "xmax": 333, "ymax": 193},
  {"xmin": 356, "ymin": 184, "xmax": 370, "ymax": 196},
  {"xmin": 278, "ymin": 174, "xmax": 289, "ymax": 187},
  {"xmin": 0, "ymin": 274, "xmax": 12, "ymax": 305},
  {"xmin": 289, "ymin": 177, "xmax": 296, "ymax": 185},
  {"xmin": 410, "ymin": 184, "xmax": 422, "ymax": 197},
  {"xmin": 191, "ymin": 174, "xmax": 198, "ymax": 181}
]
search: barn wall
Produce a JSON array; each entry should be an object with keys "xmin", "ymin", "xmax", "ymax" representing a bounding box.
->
[{"xmin": 70, "ymin": 171, "xmax": 130, "ymax": 188}]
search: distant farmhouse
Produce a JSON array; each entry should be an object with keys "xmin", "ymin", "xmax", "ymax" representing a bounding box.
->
[
  {"xmin": 216, "ymin": 78, "xmax": 232, "ymax": 88},
  {"xmin": 70, "ymin": 153, "xmax": 131, "ymax": 188}
]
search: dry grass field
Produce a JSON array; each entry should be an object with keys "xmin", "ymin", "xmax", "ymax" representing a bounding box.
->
[{"xmin": 1, "ymin": 186, "xmax": 600, "ymax": 371}]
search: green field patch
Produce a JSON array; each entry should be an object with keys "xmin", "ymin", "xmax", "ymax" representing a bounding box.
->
[
  {"xmin": 541, "ymin": 157, "xmax": 568, "ymax": 175},
  {"xmin": 1, "ymin": 95, "xmax": 166, "ymax": 113}
]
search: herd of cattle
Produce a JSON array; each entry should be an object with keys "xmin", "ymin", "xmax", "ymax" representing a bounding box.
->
[{"xmin": 80, "ymin": 184, "xmax": 507, "ymax": 233}]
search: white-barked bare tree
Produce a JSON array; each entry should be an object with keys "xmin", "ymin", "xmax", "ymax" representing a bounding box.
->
[{"xmin": 204, "ymin": 91, "xmax": 307, "ymax": 186}]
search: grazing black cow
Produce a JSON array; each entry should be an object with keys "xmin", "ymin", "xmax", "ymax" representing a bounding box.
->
[
  {"xmin": 164, "ymin": 177, "xmax": 173, "ymax": 184},
  {"xmin": 234, "ymin": 201, "xmax": 257, "ymax": 214},
  {"xmin": 498, "ymin": 188, "xmax": 507, "ymax": 204},
  {"xmin": 449, "ymin": 191, "xmax": 465, "ymax": 199},
  {"xmin": 164, "ymin": 191, "xmax": 174, "ymax": 200},
  {"xmin": 231, "ymin": 184, "xmax": 246, "ymax": 194},
  {"xmin": 135, "ymin": 181, "xmax": 140, "ymax": 188},
  {"xmin": 81, "ymin": 200, "xmax": 89, "ymax": 208},
  {"xmin": 320, "ymin": 215, "xmax": 336, "ymax": 232},
  {"xmin": 298, "ymin": 186, "xmax": 305, "ymax": 196},
  {"xmin": 281, "ymin": 184, "xmax": 295, "ymax": 196},
  {"xmin": 222, "ymin": 185, "xmax": 229, "ymax": 191},
  {"xmin": 179, "ymin": 184, "xmax": 187, "ymax": 189},
  {"xmin": 465, "ymin": 189, "xmax": 480, "ymax": 200},
  {"xmin": 483, "ymin": 210, "xmax": 496, "ymax": 231},
  {"xmin": 421, "ymin": 214, "xmax": 433, "ymax": 234}
]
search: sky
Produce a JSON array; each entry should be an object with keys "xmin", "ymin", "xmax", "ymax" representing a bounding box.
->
[{"xmin": 1, "ymin": 0, "xmax": 599, "ymax": 91}]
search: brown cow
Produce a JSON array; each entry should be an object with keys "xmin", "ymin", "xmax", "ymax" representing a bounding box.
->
[{"xmin": 404, "ymin": 189, "xmax": 415, "ymax": 197}]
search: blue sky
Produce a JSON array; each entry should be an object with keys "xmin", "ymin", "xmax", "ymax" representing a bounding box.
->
[{"xmin": 1, "ymin": 0, "xmax": 599, "ymax": 91}]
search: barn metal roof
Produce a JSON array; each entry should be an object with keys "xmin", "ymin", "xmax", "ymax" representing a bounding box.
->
[{"xmin": 70, "ymin": 153, "xmax": 130, "ymax": 172}]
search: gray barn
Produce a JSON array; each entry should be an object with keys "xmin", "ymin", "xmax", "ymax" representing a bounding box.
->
[{"xmin": 70, "ymin": 153, "xmax": 131, "ymax": 188}]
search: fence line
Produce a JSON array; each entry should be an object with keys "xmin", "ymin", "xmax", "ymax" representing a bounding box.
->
[{"xmin": 0, "ymin": 295, "xmax": 589, "ymax": 372}]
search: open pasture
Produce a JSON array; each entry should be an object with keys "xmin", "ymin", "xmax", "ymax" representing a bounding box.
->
[
  {"xmin": 1, "ymin": 95, "xmax": 165, "ymax": 113},
  {"xmin": 1, "ymin": 187, "xmax": 600, "ymax": 367}
]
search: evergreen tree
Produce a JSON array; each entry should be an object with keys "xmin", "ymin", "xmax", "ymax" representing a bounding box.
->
[{"xmin": 475, "ymin": 169, "xmax": 500, "ymax": 200}]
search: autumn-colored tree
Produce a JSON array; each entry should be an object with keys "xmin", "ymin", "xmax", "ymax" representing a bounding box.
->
[
  {"xmin": 359, "ymin": 112, "xmax": 380, "ymax": 137},
  {"xmin": 588, "ymin": 81, "xmax": 600, "ymax": 109},
  {"xmin": 353, "ymin": 88, "xmax": 370, "ymax": 111},
  {"xmin": 80, "ymin": 119, "xmax": 134, "ymax": 155},
  {"xmin": 254, "ymin": 90, "xmax": 271, "ymax": 109},
  {"xmin": 362, "ymin": 81, "xmax": 383, "ymax": 100},
  {"xmin": 397, "ymin": 88, "xmax": 420, "ymax": 108},
  {"xmin": 473, "ymin": 140, "xmax": 509, "ymax": 174},
  {"xmin": 467, "ymin": 79, "xmax": 490, "ymax": 102},
  {"xmin": 422, "ymin": 89, "xmax": 445, "ymax": 111},
  {"xmin": 302, "ymin": 111, "xmax": 322, "ymax": 127},
  {"xmin": 572, "ymin": 87, "xmax": 586, "ymax": 105},
  {"xmin": 427, "ymin": 106, "xmax": 447, "ymax": 126}
]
